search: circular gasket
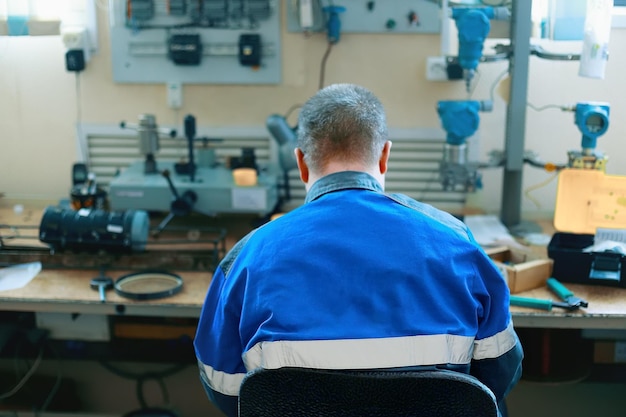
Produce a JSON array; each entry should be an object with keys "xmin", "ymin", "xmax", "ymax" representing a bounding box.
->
[{"xmin": 114, "ymin": 270, "xmax": 183, "ymax": 300}]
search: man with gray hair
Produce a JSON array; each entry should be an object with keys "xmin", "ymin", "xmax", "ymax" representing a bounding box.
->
[{"xmin": 194, "ymin": 83, "xmax": 523, "ymax": 416}]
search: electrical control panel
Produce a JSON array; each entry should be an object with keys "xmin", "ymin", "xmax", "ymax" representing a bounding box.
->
[
  {"xmin": 109, "ymin": 0, "xmax": 281, "ymax": 84},
  {"xmin": 286, "ymin": 0, "xmax": 441, "ymax": 34}
]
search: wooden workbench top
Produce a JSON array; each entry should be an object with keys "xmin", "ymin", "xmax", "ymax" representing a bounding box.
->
[
  {"xmin": 0, "ymin": 204, "xmax": 240, "ymax": 316},
  {"xmin": 3, "ymin": 204, "xmax": 626, "ymax": 327},
  {"xmin": 511, "ymin": 283, "xmax": 626, "ymax": 317},
  {"xmin": 0, "ymin": 267, "xmax": 211, "ymax": 307}
]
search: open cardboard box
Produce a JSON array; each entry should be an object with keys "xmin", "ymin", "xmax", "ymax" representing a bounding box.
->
[{"xmin": 485, "ymin": 246, "xmax": 553, "ymax": 294}]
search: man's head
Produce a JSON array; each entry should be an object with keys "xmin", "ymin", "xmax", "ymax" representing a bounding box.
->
[{"xmin": 295, "ymin": 83, "xmax": 392, "ymax": 189}]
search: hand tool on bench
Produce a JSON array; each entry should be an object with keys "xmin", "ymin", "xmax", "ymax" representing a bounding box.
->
[
  {"xmin": 90, "ymin": 267, "xmax": 113, "ymax": 303},
  {"xmin": 510, "ymin": 277, "xmax": 588, "ymax": 311}
]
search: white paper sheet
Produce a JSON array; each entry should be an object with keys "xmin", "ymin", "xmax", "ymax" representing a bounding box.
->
[
  {"xmin": 0, "ymin": 262, "xmax": 42, "ymax": 291},
  {"xmin": 464, "ymin": 215, "xmax": 516, "ymax": 247}
]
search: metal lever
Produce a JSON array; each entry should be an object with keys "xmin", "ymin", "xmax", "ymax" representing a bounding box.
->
[
  {"xmin": 90, "ymin": 269, "xmax": 114, "ymax": 303},
  {"xmin": 152, "ymin": 170, "xmax": 198, "ymax": 236}
]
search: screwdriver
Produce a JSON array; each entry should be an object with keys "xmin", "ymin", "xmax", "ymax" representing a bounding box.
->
[{"xmin": 509, "ymin": 295, "xmax": 577, "ymax": 311}]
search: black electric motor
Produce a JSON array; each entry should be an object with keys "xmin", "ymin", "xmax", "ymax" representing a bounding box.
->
[{"xmin": 39, "ymin": 206, "xmax": 150, "ymax": 253}]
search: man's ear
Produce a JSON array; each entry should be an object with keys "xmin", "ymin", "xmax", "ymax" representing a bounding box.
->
[
  {"xmin": 295, "ymin": 148, "xmax": 309, "ymax": 184},
  {"xmin": 379, "ymin": 140, "xmax": 392, "ymax": 174}
]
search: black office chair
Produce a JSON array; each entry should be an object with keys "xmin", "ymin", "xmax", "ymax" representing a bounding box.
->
[{"xmin": 238, "ymin": 367, "xmax": 499, "ymax": 417}]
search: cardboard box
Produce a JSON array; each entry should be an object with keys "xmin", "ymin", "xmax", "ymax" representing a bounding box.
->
[
  {"xmin": 594, "ymin": 341, "xmax": 626, "ymax": 364},
  {"xmin": 486, "ymin": 246, "xmax": 553, "ymax": 294}
]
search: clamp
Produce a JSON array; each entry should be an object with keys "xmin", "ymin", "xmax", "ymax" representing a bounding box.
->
[{"xmin": 510, "ymin": 278, "xmax": 589, "ymax": 311}]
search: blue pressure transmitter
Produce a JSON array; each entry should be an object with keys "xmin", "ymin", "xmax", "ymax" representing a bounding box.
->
[
  {"xmin": 437, "ymin": 100, "xmax": 492, "ymax": 146},
  {"xmin": 451, "ymin": 7, "xmax": 494, "ymax": 92},
  {"xmin": 566, "ymin": 101, "xmax": 610, "ymax": 170},
  {"xmin": 575, "ymin": 102, "xmax": 610, "ymax": 151},
  {"xmin": 436, "ymin": 100, "xmax": 493, "ymax": 192}
]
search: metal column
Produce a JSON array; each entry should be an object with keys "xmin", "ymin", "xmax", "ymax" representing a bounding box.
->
[{"xmin": 500, "ymin": 0, "xmax": 533, "ymax": 227}]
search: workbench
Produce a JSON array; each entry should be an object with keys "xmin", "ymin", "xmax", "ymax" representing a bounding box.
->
[
  {"xmin": 2, "ymin": 205, "xmax": 626, "ymax": 330},
  {"xmin": 2, "ymin": 204, "xmax": 626, "ymax": 417}
]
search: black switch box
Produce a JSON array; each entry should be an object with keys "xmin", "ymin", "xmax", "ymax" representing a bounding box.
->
[
  {"xmin": 238, "ymin": 34, "xmax": 261, "ymax": 67},
  {"xmin": 168, "ymin": 34, "xmax": 203, "ymax": 66}
]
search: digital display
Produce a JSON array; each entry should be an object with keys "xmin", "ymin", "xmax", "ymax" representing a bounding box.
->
[{"xmin": 586, "ymin": 114, "xmax": 606, "ymax": 133}]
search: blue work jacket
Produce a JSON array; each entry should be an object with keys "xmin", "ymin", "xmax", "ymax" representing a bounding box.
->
[{"xmin": 194, "ymin": 171, "xmax": 523, "ymax": 417}]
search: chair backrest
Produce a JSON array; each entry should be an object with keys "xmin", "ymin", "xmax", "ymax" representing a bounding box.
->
[{"xmin": 238, "ymin": 367, "xmax": 498, "ymax": 417}]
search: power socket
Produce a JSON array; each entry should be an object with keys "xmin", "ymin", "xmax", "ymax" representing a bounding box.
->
[
  {"xmin": 61, "ymin": 26, "xmax": 90, "ymax": 62},
  {"xmin": 61, "ymin": 28, "xmax": 86, "ymax": 50}
]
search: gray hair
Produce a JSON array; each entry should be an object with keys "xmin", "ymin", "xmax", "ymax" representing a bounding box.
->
[{"xmin": 297, "ymin": 84, "xmax": 388, "ymax": 172}]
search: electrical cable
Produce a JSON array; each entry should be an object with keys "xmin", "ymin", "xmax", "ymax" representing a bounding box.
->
[
  {"xmin": 318, "ymin": 41, "xmax": 334, "ymax": 90},
  {"xmin": 34, "ymin": 343, "xmax": 63, "ymax": 417},
  {"xmin": 0, "ymin": 342, "xmax": 44, "ymax": 400},
  {"xmin": 99, "ymin": 361, "xmax": 188, "ymax": 409},
  {"xmin": 523, "ymin": 172, "xmax": 559, "ymax": 209},
  {"xmin": 284, "ymin": 103, "xmax": 303, "ymax": 121},
  {"xmin": 99, "ymin": 361, "xmax": 188, "ymax": 380},
  {"xmin": 489, "ymin": 67, "xmax": 509, "ymax": 103},
  {"xmin": 137, "ymin": 377, "xmax": 170, "ymax": 409},
  {"xmin": 2, "ymin": 332, "xmax": 62, "ymax": 414},
  {"xmin": 527, "ymin": 102, "xmax": 566, "ymax": 112}
]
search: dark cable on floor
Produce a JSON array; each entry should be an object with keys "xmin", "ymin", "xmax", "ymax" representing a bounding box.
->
[
  {"xmin": 34, "ymin": 343, "xmax": 63, "ymax": 417},
  {"xmin": 99, "ymin": 361, "xmax": 188, "ymax": 409},
  {"xmin": 1, "ymin": 331, "xmax": 62, "ymax": 415},
  {"xmin": 0, "ymin": 346, "xmax": 44, "ymax": 400},
  {"xmin": 137, "ymin": 376, "xmax": 170, "ymax": 408}
]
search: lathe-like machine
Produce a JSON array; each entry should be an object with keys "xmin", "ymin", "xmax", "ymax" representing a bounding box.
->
[{"xmin": 107, "ymin": 113, "xmax": 284, "ymax": 230}]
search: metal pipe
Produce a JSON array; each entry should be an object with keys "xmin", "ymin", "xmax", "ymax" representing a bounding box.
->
[{"xmin": 500, "ymin": 0, "xmax": 532, "ymax": 228}]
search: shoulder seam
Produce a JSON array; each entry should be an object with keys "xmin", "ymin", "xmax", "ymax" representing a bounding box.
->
[{"xmin": 220, "ymin": 230, "xmax": 258, "ymax": 277}]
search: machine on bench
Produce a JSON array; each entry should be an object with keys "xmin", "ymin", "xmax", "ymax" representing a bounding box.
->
[{"xmin": 108, "ymin": 114, "xmax": 287, "ymax": 231}]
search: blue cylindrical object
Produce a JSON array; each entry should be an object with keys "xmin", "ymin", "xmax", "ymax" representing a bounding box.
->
[{"xmin": 323, "ymin": 6, "xmax": 346, "ymax": 44}]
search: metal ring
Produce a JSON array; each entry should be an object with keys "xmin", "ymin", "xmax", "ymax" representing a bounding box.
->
[{"xmin": 114, "ymin": 270, "xmax": 183, "ymax": 300}]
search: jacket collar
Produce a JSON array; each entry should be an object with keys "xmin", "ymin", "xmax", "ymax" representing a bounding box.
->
[{"xmin": 305, "ymin": 171, "xmax": 384, "ymax": 203}]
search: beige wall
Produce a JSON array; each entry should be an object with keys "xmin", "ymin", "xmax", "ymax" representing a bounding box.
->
[{"xmin": 1, "ymin": 3, "xmax": 625, "ymax": 220}]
